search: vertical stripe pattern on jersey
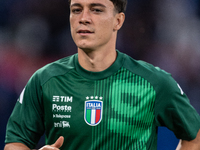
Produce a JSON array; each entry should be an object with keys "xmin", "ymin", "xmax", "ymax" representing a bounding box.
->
[{"xmin": 91, "ymin": 67, "xmax": 156, "ymax": 150}]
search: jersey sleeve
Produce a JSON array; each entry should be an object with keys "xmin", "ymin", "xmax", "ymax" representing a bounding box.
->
[
  {"xmin": 154, "ymin": 71, "xmax": 200, "ymax": 140},
  {"xmin": 5, "ymin": 72, "xmax": 45, "ymax": 149}
]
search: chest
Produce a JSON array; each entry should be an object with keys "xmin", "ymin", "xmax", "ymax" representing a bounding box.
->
[{"xmin": 42, "ymin": 74, "xmax": 156, "ymax": 132}]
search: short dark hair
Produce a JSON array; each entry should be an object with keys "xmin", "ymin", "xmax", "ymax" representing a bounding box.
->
[
  {"xmin": 68, "ymin": 0, "xmax": 127, "ymax": 13},
  {"xmin": 111, "ymin": 0, "xmax": 127, "ymax": 13}
]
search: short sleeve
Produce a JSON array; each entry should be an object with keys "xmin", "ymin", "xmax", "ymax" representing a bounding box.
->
[
  {"xmin": 5, "ymin": 72, "xmax": 45, "ymax": 149},
  {"xmin": 154, "ymin": 73, "xmax": 200, "ymax": 140}
]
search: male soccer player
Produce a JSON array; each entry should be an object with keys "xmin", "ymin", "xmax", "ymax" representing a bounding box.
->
[{"xmin": 4, "ymin": 0, "xmax": 200, "ymax": 149}]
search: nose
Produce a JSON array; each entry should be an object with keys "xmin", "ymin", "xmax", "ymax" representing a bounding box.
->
[{"xmin": 79, "ymin": 9, "xmax": 91, "ymax": 25}]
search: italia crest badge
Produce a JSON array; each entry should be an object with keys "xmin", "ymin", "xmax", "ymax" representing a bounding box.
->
[{"xmin": 84, "ymin": 96, "xmax": 103, "ymax": 126}]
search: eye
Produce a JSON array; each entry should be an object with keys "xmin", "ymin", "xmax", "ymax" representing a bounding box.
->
[
  {"xmin": 91, "ymin": 8, "xmax": 103, "ymax": 13},
  {"xmin": 71, "ymin": 8, "xmax": 82, "ymax": 14}
]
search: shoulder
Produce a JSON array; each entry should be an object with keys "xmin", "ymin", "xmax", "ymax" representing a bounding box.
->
[
  {"xmin": 123, "ymin": 53, "xmax": 172, "ymax": 83},
  {"xmin": 29, "ymin": 54, "xmax": 77, "ymax": 86},
  {"xmin": 120, "ymin": 52, "xmax": 182, "ymax": 95}
]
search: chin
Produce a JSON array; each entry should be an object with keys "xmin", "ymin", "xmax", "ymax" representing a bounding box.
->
[
  {"xmin": 77, "ymin": 43, "xmax": 95, "ymax": 51},
  {"xmin": 79, "ymin": 47, "xmax": 95, "ymax": 53}
]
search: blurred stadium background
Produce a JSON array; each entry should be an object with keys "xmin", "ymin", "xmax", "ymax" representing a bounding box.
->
[{"xmin": 0, "ymin": 0, "xmax": 200, "ymax": 149}]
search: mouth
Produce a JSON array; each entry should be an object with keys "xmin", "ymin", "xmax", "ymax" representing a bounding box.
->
[{"xmin": 77, "ymin": 30, "xmax": 94, "ymax": 35}]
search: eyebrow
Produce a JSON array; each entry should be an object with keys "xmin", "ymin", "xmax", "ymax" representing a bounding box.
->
[
  {"xmin": 90, "ymin": 3, "xmax": 106, "ymax": 8},
  {"xmin": 70, "ymin": 3, "xmax": 106, "ymax": 8}
]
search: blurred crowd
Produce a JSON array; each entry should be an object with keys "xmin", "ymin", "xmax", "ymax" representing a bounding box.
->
[{"xmin": 0, "ymin": 0, "xmax": 200, "ymax": 149}]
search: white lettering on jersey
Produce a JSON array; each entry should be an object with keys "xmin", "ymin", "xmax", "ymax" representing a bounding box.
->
[
  {"xmin": 54, "ymin": 121, "xmax": 70, "ymax": 128},
  {"xmin": 53, "ymin": 114, "xmax": 71, "ymax": 119},
  {"xmin": 52, "ymin": 95, "xmax": 73, "ymax": 128},
  {"xmin": 52, "ymin": 104, "xmax": 72, "ymax": 112},
  {"xmin": 53, "ymin": 96, "xmax": 73, "ymax": 102},
  {"xmin": 53, "ymin": 96, "xmax": 59, "ymax": 102}
]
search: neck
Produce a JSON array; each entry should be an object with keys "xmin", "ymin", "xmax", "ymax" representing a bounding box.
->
[{"xmin": 78, "ymin": 48, "xmax": 117, "ymax": 72}]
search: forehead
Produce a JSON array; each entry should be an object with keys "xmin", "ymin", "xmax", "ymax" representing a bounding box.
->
[{"xmin": 70, "ymin": 0, "xmax": 114, "ymax": 7}]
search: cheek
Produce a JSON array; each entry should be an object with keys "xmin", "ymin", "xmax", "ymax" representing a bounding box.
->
[
  {"xmin": 70, "ymin": 21, "xmax": 77, "ymax": 40},
  {"xmin": 98, "ymin": 19, "xmax": 114, "ymax": 36},
  {"xmin": 102, "ymin": 16, "xmax": 115, "ymax": 30},
  {"xmin": 70, "ymin": 18, "xmax": 76, "ymax": 32}
]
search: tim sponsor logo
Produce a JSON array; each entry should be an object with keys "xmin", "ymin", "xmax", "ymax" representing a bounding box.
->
[{"xmin": 53, "ymin": 96, "xmax": 73, "ymax": 102}]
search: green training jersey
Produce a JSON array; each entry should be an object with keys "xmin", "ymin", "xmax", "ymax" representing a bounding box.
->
[{"xmin": 5, "ymin": 50, "xmax": 200, "ymax": 150}]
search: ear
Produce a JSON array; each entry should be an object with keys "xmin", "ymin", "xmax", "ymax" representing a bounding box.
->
[{"xmin": 113, "ymin": 12, "xmax": 125, "ymax": 31}]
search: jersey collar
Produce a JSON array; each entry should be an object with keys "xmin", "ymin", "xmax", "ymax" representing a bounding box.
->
[{"xmin": 75, "ymin": 50, "xmax": 126, "ymax": 80}]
